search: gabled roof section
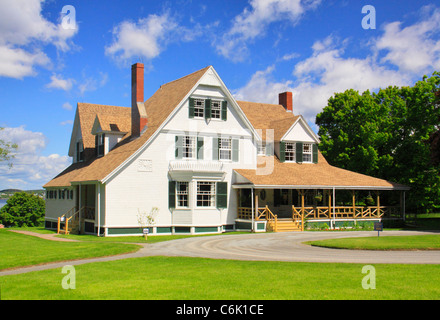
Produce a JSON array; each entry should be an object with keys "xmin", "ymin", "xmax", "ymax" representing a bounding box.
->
[
  {"xmin": 45, "ymin": 66, "xmax": 210, "ymax": 188},
  {"xmin": 69, "ymin": 103, "xmax": 131, "ymax": 157},
  {"xmin": 237, "ymin": 101, "xmax": 299, "ymax": 141}
]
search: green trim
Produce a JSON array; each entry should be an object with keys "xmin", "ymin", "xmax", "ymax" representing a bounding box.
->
[
  {"xmin": 189, "ymin": 98, "xmax": 195, "ymax": 118},
  {"xmin": 107, "ymin": 228, "xmax": 143, "ymax": 235},
  {"xmin": 195, "ymin": 227, "xmax": 218, "ymax": 233},
  {"xmin": 296, "ymin": 142, "xmax": 303, "ymax": 163},
  {"xmin": 257, "ymin": 222, "xmax": 265, "ymax": 230},
  {"xmin": 157, "ymin": 227, "xmax": 172, "ymax": 234},
  {"xmin": 174, "ymin": 227, "xmax": 191, "ymax": 233},
  {"xmin": 313, "ymin": 144, "xmax": 318, "ymax": 164}
]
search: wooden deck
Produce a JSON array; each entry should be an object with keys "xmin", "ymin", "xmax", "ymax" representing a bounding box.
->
[{"xmin": 237, "ymin": 205, "xmax": 403, "ymax": 232}]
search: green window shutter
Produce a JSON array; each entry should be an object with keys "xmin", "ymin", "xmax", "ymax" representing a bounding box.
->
[
  {"xmin": 205, "ymin": 99, "xmax": 212, "ymax": 120},
  {"xmin": 313, "ymin": 144, "xmax": 318, "ymax": 164},
  {"xmin": 197, "ymin": 137, "xmax": 204, "ymax": 160},
  {"xmin": 212, "ymin": 137, "xmax": 219, "ymax": 160},
  {"xmin": 221, "ymin": 101, "xmax": 227, "ymax": 121},
  {"xmin": 279, "ymin": 141, "xmax": 286, "ymax": 162},
  {"xmin": 232, "ymin": 139, "xmax": 239, "ymax": 162},
  {"xmin": 175, "ymin": 136, "xmax": 183, "ymax": 159},
  {"xmin": 168, "ymin": 181, "xmax": 176, "ymax": 209},
  {"xmin": 189, "ymin": 98, "xmax": 195, "ymax": 118},
  {"xmin": 216, "ymin": 182, "xmax": 228, "ymax": 209},
  {"xmin": 296, "ymin": 142, "xmax": 303, "ymax": 163}
]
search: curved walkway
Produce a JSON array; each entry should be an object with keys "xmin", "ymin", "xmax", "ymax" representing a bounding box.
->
[{"xmin": 1, "ymin": 230, "xmax": 440, "ymax": 276}]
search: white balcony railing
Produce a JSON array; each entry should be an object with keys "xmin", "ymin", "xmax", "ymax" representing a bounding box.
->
[{"xmin": 169, "ymin": 160, "xmax": 224, "ymax": 172}]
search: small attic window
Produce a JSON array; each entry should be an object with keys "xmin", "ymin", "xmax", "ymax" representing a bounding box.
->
[{"xmin": 95, "ymin": 134, "xmax": 105, "ymax": 157}]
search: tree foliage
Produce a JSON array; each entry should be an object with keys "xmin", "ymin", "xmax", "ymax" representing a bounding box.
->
[
  {"xmin": 316, "ymin": 72, "xmax": 440, "ymax": 213},
  {"xmin": 0, "ymin": 192, "xmax": 45, "ymax": 227},
  {"xmin": 0, "ymin": 127, "xmax": 18, "ymax": 167}
]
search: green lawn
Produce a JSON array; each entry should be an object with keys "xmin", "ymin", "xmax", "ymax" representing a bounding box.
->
[
  {"xmin": 0, "ymin": 229, "xmax": 140, "ymax": 270},
  {"xmin": 306, "ymin": 234, "xmax": 440, "ymax": 250},
  {"xmin": 2, "ymin": 227, "xmax": 440, "ymax": 300},
  {"xmin": 1, "ymin": 256, "xmax": 440, "ymax": 299}
]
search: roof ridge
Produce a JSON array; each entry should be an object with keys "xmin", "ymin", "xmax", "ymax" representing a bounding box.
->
[{"xmin": 160, "ymin": 66, "xmax": 211, "ymax": 88}]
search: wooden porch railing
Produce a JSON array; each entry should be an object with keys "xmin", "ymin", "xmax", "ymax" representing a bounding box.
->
[
  {"xmin": 57, "ymin": 206, "xmax": 96, "ymax": 234},
  {"xmin": 238, "ymin": 205, "xmax": 278, "ymax": 231},
  {"xmin": 292, "ymin": 205, "xmax": 402, "ymax": 220}
]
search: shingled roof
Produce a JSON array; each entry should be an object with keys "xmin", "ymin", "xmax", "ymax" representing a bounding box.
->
[
  {"xmin": 237, "ymin": 101, "xmax": 299, "ymax": 141},
  {"xmin": 44, "ymin": 66, "xmax": 210, "ymax": 187},
  {"xmin": 234, "ymin": 155, "xmax": 409, "ymax": 190}
]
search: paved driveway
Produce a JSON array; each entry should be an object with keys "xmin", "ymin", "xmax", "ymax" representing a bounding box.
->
[
  {"xmin": 1, "ymin": 230, "xmax": 440, "ymax": 276},
  {"xmin": 144, "ymin": 230, "xmax": 440, "ymax": 264}
]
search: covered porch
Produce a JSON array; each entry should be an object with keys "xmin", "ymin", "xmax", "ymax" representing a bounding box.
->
[{"xmin": 234, "ymin": 186, "xmax": 407, "ymax": 232}]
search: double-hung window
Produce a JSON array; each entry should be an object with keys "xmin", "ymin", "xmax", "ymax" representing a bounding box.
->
[
  {"xmin": 285, "ymin": 142, "xmax": 295, "ymax": 162},
  {"xmin": 303, "ymin": 143, "xmax": 312, "ymax": 163},
  {"xmin": 176, "ymin": 182, "xmax": 189, "ymax": 208},
  {"xmin": 219, "ymin": 138, "xmax": 232, "ymax": 161},
  {"xmin": 183, "ymin": 136, "xmax": 196, "ymax": 159},
  {"xmin": 194, "ymin": 99, "xmax": 205, "ymax": 118},
  {"xmin": 197, "ymin": 182, "xmax": 215, "ymax": 207},
  {"xmin": 211, "ymin": 100, "xmax": 222, "ymax": 119}
]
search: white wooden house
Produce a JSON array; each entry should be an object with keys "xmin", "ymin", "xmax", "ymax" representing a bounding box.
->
[{"xmin": 44, "ymin": 64, "xmax": 409, "ymax": 236}]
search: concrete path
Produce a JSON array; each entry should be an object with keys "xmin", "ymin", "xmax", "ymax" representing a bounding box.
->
[{"xmin": 1, "ymin": 230, "xmax": 440, "ymax": 277}]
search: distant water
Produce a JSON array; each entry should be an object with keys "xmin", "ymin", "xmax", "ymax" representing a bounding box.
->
[{"xmin": 0, "ymin": 199, "xmax": 6, "ymax": 208}]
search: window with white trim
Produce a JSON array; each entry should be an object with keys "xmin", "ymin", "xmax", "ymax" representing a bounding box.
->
[
  {"xmin": 183, "ymin": 136, "xmax": 196, "ymax": 159},
  {"xmin": 176, "ymin": 182, "xmax": 189, "ymax": 208},
  {"xmin": 219, "ymin": 138, "xmax": 232, "ymax": 161},
  {"xmin": 285, "ymin": 142, "xmax": 295, "ymax": 162},
  {"xmin": 257, "ymin": 142, "xmax": 266, "ymax": 155},
  {"xmin": 211, "ymin": 100, "xmax": 221, "ymax": 119},
  {"xmin": 194, "ymin": 99, "xmax": 204, "ymax": 118},
  {"xmin": 303, "ymin": 143, "xmax": 312, "ymax": 163},
  {"xmin": 197, "ymin": 181, "xmax": 215, "ymax": 207}
]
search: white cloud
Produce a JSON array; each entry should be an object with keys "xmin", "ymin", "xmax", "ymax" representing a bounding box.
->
[
  {"xmin": 106, "ymin": 11, "xmax": 201, "ymax": 64},
  {"xmin": 233, "ymin": 65, "xmax": 294, "ymax": 104},
  {"xmin": 0, "ymin": 0, "xmax": 78, "ymax": 79},
  {"xmin": 0, "ymin": 126, "xmax": 70, "ymax": 190},
  {"xmin": 233, "ymin": 34, "xmax": 412, "ymax": 124},
  {"xmin": 374, "ymin": 6, "xmax": 440, "ymax": 74},
  {"xmin": 217, "ymin": 0, "xmax": 321, "ymax": 61},
  {"xmin": 62, "ymin": 102, "xmax": 73, "ymax": 111},
  {"xmin": 46, "ymin": 74, "xmax": 75, "ymax": 91}
]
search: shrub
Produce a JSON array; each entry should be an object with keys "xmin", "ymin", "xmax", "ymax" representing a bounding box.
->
[{"xmin": 0, "ymin": 192, "xmax": 45, "ymax": 227}]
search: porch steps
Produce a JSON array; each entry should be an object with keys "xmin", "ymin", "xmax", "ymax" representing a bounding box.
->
[
  {"xmin": 268, "ymin": 219, "xmax": 302, "ymax": 232},
  {"xmin": 58, "ymin": 217, "xmax": 79, "ymax": 235}
]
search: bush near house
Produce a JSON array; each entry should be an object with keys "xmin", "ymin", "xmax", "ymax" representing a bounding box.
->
[{"xmin": 0, "ymin": 192, "xmax": 45, "ymax": 227}]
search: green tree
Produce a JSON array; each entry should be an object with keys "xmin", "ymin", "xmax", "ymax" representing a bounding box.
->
[
  {"xmin": 316, "ymin": 72, "xmax": 440, "ymax": 213},
  {"xmin": 0, "ymin": 127, "xmax": 18, "ymax": 167},
  {"xmin": 0, "ymin": 192, "xmax": 45, "ymax": 227}
]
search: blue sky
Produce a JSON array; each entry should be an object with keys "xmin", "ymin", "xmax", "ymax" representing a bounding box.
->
[{"xmin": 0, "ymin": 0, "xmax": 439, "ymax": 190}]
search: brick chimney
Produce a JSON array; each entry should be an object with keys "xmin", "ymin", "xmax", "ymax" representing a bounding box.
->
[
  {"xmin": 279, "ymin": 92, "xmax": 293, "ymax": 113},
  {"xmin": 131, "ymin": 63, "xmax": 147, "ymax": 137}
]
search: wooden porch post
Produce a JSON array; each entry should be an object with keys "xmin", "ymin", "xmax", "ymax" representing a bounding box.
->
[
  {"xmin": 328, "ymin": 190, "xmax": 332, "ymax": 220},
  {"xmin": 352, "ymin": 190, "xmax": 356, "ymax": 218},
  {"xmin": 255, "ymin": 193, "xmax": 259, "ymax": 221},
  {"xmin": 376, "ymin": 191, "xmax": 380, "ymax": 217},
  {"xmin": 300, "ymin": 190, "xmax": 305, "ymax": 217}
]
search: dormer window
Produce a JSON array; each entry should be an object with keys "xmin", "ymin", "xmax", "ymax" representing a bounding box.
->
[
  {"xmin": 189, "ymin": 98, "xmax": 227, "ymax": 121},
  {"xmin": 280, "ymin": 141, "xmax": 318, "ymax": 164},
  {"xmin": 95, "ymin": 134, "xmax": 105, "ymax": 157},
  {"xmin": 302, "ymin": 143, "xmax": 313, "ymax": 163},
  {"xmin": 76, "ymin": 140, "xmax": 84, "ymax": 162}
]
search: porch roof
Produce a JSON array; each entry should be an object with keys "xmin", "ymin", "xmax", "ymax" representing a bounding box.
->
[{"xmin": 233, "ymin": 155, "xmax": 410, "ymax": 191}]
